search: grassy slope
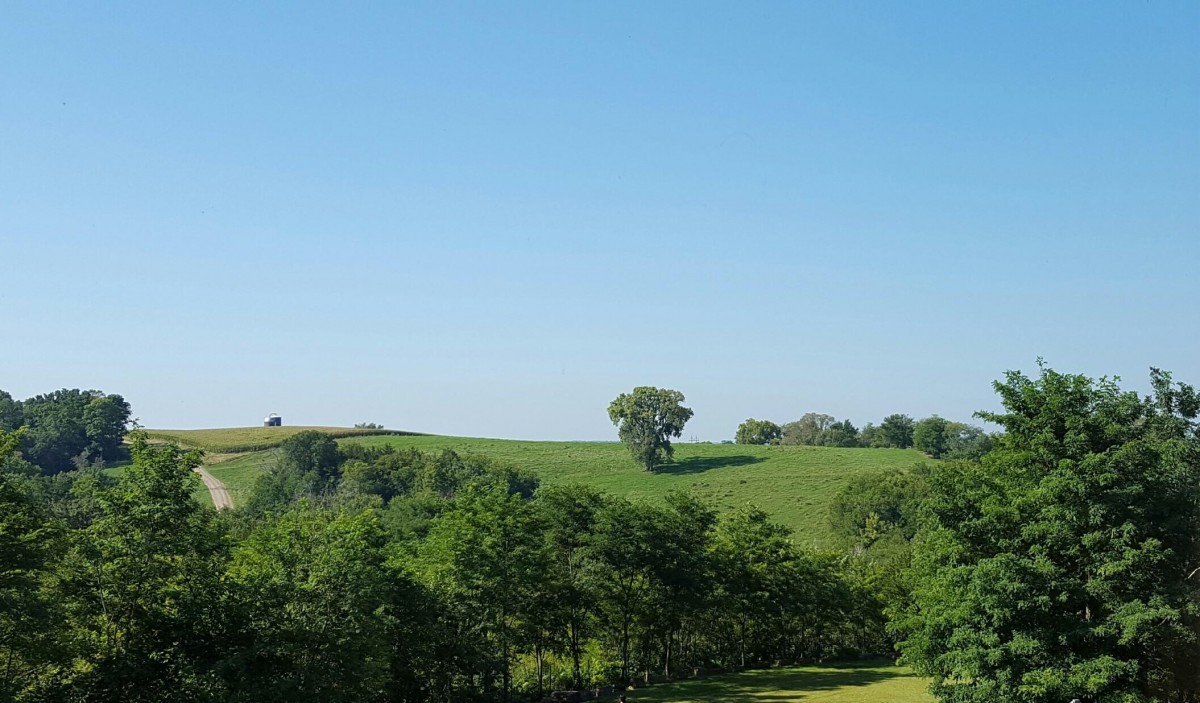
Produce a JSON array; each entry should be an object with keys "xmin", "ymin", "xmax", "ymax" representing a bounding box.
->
[
  {"xmin": 171, "ymin": 431, "xmax": 925, "ymax": 543},
  {"xmin": 338, "ymin": 436, "xmax": 926, "ymax": 545},
  {"xmin": 141, "ymin": 426, "xmax": 416, "ymax": 453},
  {"xmin": 205, "ymin": 451, "xmax": 277, "ymax": 508},
  {"xmin": 621, "ymin": 663, "xmax": 932, "ymax": 702}
]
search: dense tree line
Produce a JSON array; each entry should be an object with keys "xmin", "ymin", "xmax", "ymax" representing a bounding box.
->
[
  {"xmin": 735, "ymin": 412, "xmax": 993, "ymax": 459},
  {"xmin": 0, "ymin": 428, "xmax": 882, "ymax": 703},
  {"xmin": 0, "ymin": 388, "xmax": 131, "ymax": 474}
]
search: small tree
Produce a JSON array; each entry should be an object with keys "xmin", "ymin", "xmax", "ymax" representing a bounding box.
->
[
  {"xmin": 735, "ymin": 418, "xmax": 782, "ymax": 445},
  {"xmin": 608, "ymin": 387, "xmax": 693, "ymax": 472}
]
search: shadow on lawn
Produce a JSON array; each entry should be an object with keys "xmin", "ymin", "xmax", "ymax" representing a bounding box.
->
[
  {"xmin": 627, "ymin": 663, "xmax": 911, "ymax": 702},
  {"xmin": 656, "ymin": 455, "xmax": 765, "ymax": 475}
]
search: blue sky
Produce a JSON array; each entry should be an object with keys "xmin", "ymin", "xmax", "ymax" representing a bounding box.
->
[{"xmin": 3, "ymin": 2, "xmax": 1197, "ymax": 440}]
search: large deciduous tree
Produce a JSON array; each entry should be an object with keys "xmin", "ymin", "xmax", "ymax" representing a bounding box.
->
[
  {"xmin": 896, "ymin": 365, "xmax": 1200, "ymax": 703},
  {"xmin": 878, "ymin": 414, "xmax": 915, "ymax": 449},
  {"xmin": 735, "ymin": 418, "xmax": 782, "ymax": 445},
  {"xmin": 608, "ymin": 387, "xmax": 693, "ymax": 472}
]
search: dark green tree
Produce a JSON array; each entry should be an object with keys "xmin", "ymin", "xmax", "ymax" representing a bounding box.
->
[
  {"xmin": 878, "ymin": 414, "xmax": 915, "ymax": 449},
  {"xmin": 0, "ymin": 391, "xmax": 22, "ymax": 432},
  {"xmin": 0, "ymin": 429, "xmax": 67, "ymax": 699},
  {"xmin": 735, "ymin": 418, "xmax": 782, "ymax": 445},
  {"xmin": 821, "ymin": 419, "xmax": 860, "ymax": 447},
  {"xmin": 828, "ymin": 466, "xmax": 930, "ymax": 547},
  {"xmin": 224, "ymin": 506, "xmax": 395, "ymax": 702},
  {"xmin": 911, "ymin": 416, "xmax": 948, "ymax": 458},
  {"xmin": 896, "ymin": 366, "xmax": 1200, "ymax": 703},
  {"xmin": 608, "ymin": 387, "xmax": 694, "ymax": 472},
  {"xmin": 82, "ymin": 394, "xmax": 132, "ymax": 458}
]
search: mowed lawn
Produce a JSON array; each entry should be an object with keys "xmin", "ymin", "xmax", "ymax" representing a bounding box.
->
[{"xmin": 620, "ymin": 663, "xmax": 932, "ymax": 703}]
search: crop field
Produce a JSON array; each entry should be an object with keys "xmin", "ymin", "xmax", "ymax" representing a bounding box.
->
[
  {"xmin": 141, "ymin": 426, "xmax": 416, "ymax": 453},
  {"xmin": 616, "ymin": 663, "xmax": 932, "ymax": 702}
]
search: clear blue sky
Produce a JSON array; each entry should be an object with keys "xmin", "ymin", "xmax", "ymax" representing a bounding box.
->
[{"xmin": 3, "ymin": 2, "xmax": 1197, "ymax": 440}]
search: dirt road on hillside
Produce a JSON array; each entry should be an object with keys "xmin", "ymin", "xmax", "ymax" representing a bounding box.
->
[{"xmin": 194, "ymin": 466, "xmax": 233, "ymax": 510}]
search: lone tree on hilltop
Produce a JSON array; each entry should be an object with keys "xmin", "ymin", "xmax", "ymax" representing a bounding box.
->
[{"xmin": 608, "ymin": 387, "xmax": 693, "ymax": 472}]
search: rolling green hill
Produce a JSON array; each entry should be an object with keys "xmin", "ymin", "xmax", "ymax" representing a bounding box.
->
[
  {"xmin": 199, "ymin": 433, "xmax": 926, "ymax": 545},
  {"xmin": 141, "ymin": 426, "xmax": 418, "ymax": 453}
]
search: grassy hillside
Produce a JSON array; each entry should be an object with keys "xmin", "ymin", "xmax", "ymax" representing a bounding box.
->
[
  {"xmin": 610, "ymin": 663, "xmax": 931, "ymax": 702},
  {"xmin": 205, "ymin": 451, "xmax": 277, "ymax": 507},
  {"xmin": 187, "ymin": 433, "xmax": 926, "ymax": 544},
  {"xmin": 337, "ymin": 435, "xmax": 926, "ymax": 545},
  {"xmin": 141, "ymin": 426, "xmax": 419, "ymax": 453}
]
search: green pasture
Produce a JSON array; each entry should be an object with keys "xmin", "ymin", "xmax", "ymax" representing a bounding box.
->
[
  {"xmin": 338, "ymin": 435, "xmax": 926, "ymax": 545},
  {"xmin": 153, "ymin": 429, "xmax": 926, "ymax": 544},
  {"xmin": 617, "ymin": 663, "xmax": 932, "ymax": 702}
]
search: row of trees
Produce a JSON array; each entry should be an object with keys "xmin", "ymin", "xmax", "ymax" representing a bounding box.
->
[{"xmin": 734, "ymin": 413, "xmax": 993, "ymax": 459}]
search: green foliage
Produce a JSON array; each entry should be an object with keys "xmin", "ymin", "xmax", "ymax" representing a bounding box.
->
[
  {"xmin": 0, "ymin": 391, "xmax": 22, "ymax": 432},
  {"xmin": 896, "ymin": 366, "xmax": 1200, "ymax": 703},
  {"xmin": 734, "ymin": 418, "xmax": 782, "ymax": 445},
  {"xmin": 0, "ymin": 428, "xmax": 67, "ymax": 700},
  {"xmin": 911, "ymin": 416, "xmax": 948, "ymax": 458},
  {"xmin": 879, "ymin": 414, "xmax": 915, "ymax": 449},
  {"xmin": 828, "ymin": 466, "xmax": 930, "ymax": 547},
  {"xmin": 911, "ymin": 417, "xmax": 992, "ymax": 460},
  {"xmin": 12, "ymin": 389, "xmax": 131, "ymax": 474},
  {"xmin": 608, "ymin": 387, "xmax": 694, "ymax": 472},
  {"xmin": 47, "ymin": 433, "xmax": 229, "ymax": 701},
  {"xmin": 781, "ymin": 413, "xmax": 836, "ymax": 446},
  {"xmin": 331, "ymin": 435, "xmax": 928, "ymax": 545},
  {"xmin": 225, "ymin": 507, "xmax": 397, "ymax": 702}
]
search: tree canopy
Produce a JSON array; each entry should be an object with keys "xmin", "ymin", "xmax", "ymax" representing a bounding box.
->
[
  {"xmin": 896, "ymin": 366, "xmax": 1200, "ymax": 703},
  {"xmin": 607, "ymin": 387, "xmax": 694, "ymax": 472},
  {"xmin": 734, "ymin": 418, "xmax": 782, "ymax": 445}
]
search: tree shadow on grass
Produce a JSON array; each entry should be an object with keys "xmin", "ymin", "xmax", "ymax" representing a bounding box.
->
[
  {"xmin": 627, "ymin": 663, "xmax": 919, "ymax": 703},
  {"xmin": 656, "ymin": 455, "xmax": 765, "ymax": 475}
]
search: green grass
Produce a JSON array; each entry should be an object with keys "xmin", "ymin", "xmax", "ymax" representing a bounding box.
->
[
  {"xmin": 152, "ymin": 430, "xmax": 926, "ymax": 541},
  {"xmin": 205, "ymin": 451, "xmax": 278, "ymax": 507},
  {"xmin": 617, "ymin": 663, "xmax": 932, "ymax": 702},
  {"xmin": 336, "ymin": 436, "xmax": 926, "ymax": 545},
  {"xmin": 140, "ymin": 426, "xmax": 420, "ymax": 454}
]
